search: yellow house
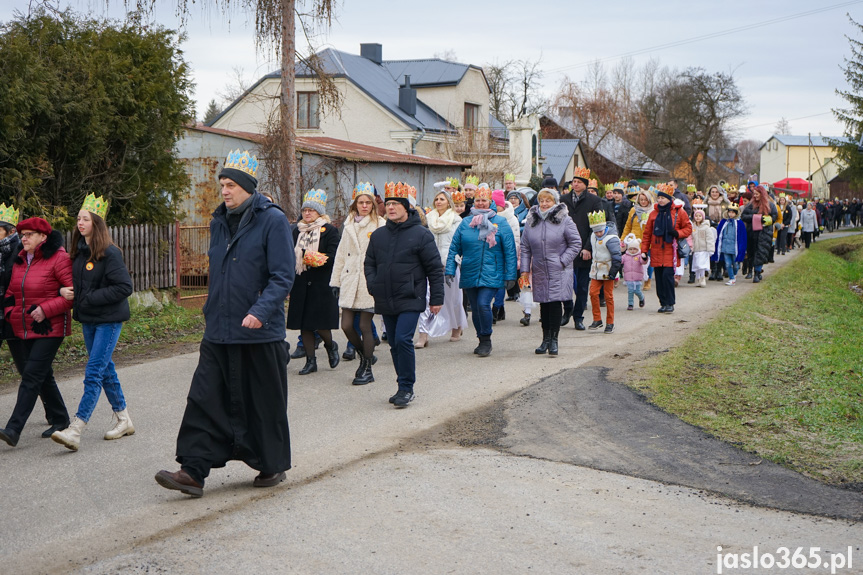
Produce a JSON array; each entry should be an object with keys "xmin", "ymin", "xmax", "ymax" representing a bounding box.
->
[
  {"xmin": 759, "ymin": 134, "xmax": 849, "ymax": 190},
  {"xmin": 209, "ymin": 43, "xmax": 490, "ymax": 159}
]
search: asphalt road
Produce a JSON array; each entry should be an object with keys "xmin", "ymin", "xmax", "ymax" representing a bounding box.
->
[{"xmin": 1, "ymin": 243, "xmax": 861, "ymax": 574}]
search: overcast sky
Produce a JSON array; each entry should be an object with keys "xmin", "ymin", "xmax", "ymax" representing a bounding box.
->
[{"xmin": 3, "ymin": 0, "xmax": 862, "ymax": 143}]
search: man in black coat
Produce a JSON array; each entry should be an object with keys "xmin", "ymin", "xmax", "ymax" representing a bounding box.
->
[
  {"xmin": 612, "ymin": 185, "xmax": 633, "ymax": 238},
  {"xmin": 560, "ymin": 172, "xmax": 605, "ymax": 330},
  {"xmin": 155, "ymin": 150, "xmax": 295, "ymax": 498},
  {"xmin": 365, "ymin": 193, "xmax": 444, "ymax": 408}
]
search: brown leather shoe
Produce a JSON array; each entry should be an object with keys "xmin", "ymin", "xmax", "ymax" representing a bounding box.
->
[
  {"xmin": 155, "ymin": 469, "xmax": 203, "ymax": 498},
  {"xmin": 253, "ymin": 471, "xmax": 286, "ymax": 488}
]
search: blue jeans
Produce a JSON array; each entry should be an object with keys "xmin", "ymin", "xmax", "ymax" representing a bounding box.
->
[
  {"xmin": 626, "ymin": 281, "xmax": 644, "ymax": 306},
  {"xmin": 492, "ymin": 287, "xmax": 505, "ymax": 309},
  {"xmin": 77, "ymin": 322, "xmax": 127, "ymax": 422},
  {"xmin": 464, "ymin": 287, "xmax": 496, "ymax": 337},
  {"xmin": 722, "ymin": 254, "xmax": 738, "ymax": 280},
  {"xmin": 382, "ymin": 312, "xmax": 421, "ymax": 393}
]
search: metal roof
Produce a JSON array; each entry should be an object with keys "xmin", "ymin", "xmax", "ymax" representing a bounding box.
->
[
  {"xmin": 383, "ymin": 59, "xmax": 474, "ymax": 87},
  {"xmin": 760, "ymin": 134, "xmax": 849, "ymax": 150},
  {"xmin": 541, "ymin": 139, "xmax": 581, "ymax": 183},
  {"xmin": 188, "ymin": 125, "xmax": 470, "ymax": 167},
  {"xmin": 489, "ymin": 114, "xmax": 508, "ymax": 140}
]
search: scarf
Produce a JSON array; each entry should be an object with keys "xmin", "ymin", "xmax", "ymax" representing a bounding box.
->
[
  {"xmin": 427, "ymin": 208, "xmax": 459, "ymax": 235},
  {"xmin": 469, "ymin": 207, "xmax": 497, "ymax": 247},
  {"xmin": 706, "ymin": 197, "xmax": 724, "ymax": 223},
  {"xmin": 653, "ymin": 202, "xmax": 675, "ymax": 244},
  {"xmin": 295, "ymin": 215, "xmax": 329, "ymax": 275},
  {"xmin": 0, "ymin": 232, "xmax": 17, "ymax": 277},
  {"xmin": 537, "ymin": 204, "xmax": 555, "ymax": 220}
]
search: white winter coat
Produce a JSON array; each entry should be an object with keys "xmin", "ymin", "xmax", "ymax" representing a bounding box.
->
[
  {"xmin": 426, "ymin": 208, "xmax": 461, "ymax": 263},
  {"xmin": 500, "ymin": 202, "xmax": 521, "ymax": 248},
  {"xmin": 330, "ymin": 213, "xmax": 386, "ymax": 309}
]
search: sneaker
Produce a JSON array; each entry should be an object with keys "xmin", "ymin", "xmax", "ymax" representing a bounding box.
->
[
  {"xmin": 604, "ymin": 323, "xmax": 614, "ymax": 334},
  {"xmin": 392, "ymin": 390, "xmax": 415, "ymax": 408},
  {"xmin": 588, "ymin": 320, "xmax": 603, "ymax": 330},
  {"xmin": 725, "ymin": 279, "xmax": 736, "ymax": 286},
  {"xmin": 626, "ymin": 305, "xmax": 633, "ymax": 311},
  {"xmin": 388, "ymin": 392, "xmax": 399, "ymax": 404},
  {"xmin": 639, "ymin": 299, "xmax": 645, "ymax": 308}
]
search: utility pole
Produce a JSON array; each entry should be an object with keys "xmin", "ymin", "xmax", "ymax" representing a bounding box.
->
[{"xmin": 280, "ymin": 0, "xmax": 298, "ymax": 221}]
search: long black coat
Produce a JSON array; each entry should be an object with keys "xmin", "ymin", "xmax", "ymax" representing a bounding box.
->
[
  {"xmin": 71, "ymin": 242, "xmax": 133, "ymax": 324},
  {"xmin": 614, "ymin": 198, "xmax": 633, "ymax": 236},
  {"xmin": 287, "ymin": 223, "xmax": 340, "ymax": 330},
  {"xmin": 561, "ymin": 191, "xmax": 605, "ymax": 269},
  {"xmin": 741, "ymin": 201, "xmax": 779, "ymax": 267},
  {"xmin": 0, "ymin": 235, "xmax": 22, "ymax": 339},
  {"xmin": 364, "ymin": 210, "xmax": 444, "ymax": 316}
]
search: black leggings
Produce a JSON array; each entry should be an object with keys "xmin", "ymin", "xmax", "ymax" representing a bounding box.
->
[
  {"xmin": 302, "ymin": 329, "xmax": 333, "ymax": 359},
  {"xmin": 341, "ymin": 309, "xmax": 375, "ymax": 359},
  {"xmin": 539, "ymin": 301, "xmax": 563, "ymax": 330}
]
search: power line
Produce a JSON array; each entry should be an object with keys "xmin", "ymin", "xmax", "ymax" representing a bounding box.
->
[
  {"xmin": 742, "ymin": 111, "xmax": 834, "ymax": 130},
  {"xmin": 547, "ymin": 1, "xmax": 863, "ymax": 74}
]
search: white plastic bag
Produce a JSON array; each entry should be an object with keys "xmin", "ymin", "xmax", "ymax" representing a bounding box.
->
[{"xmin": 518, "ymin": 289, "xmax": 536, "ymax": 313}]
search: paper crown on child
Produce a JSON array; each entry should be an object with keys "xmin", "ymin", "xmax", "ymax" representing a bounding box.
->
[
  {"xmin": 574, "ymin": 166, "xmax": 591, "ymax": 180},
  {"xmin": 302, "ymin": 189, "xmax": 328, "ymax": 213},
  {"xmin": 504, "ymin": 173, "xmax": 516, "ymax": 182},
  {"xmin": 587, "ymin": 210, "xmax": 607, "ymax": 227},
  {"xmin": 407, "ymin": 184, "xmax": 418, "ymax": 206},
  {"xmin": 384, "ymin": 182, "xmax": 410, "ymax": 199},
  {"xmin": 81, "ymin": 193, "xmax": 109, "ymax": 219},
  {"xmin": 0, "ymin": 202, "xmax": 20, "ymax": 226},
  {"xmin": 686, "ymin": 184, "xmax": 697, "ymax": 192},
  {"xmin": 626, "ymin": 185, "xmax": 641, "ymax": 197},
  {"xmin": 727, "ymin": 203, "xmax": 740, "ymax": 212},
  {"xmin": 446, "ymin": 177, "xmax": 461, "ymax": 188},
  {"xmin": 451, "ymin": 190, "xmax": 466, "ymax": 203},
  {"xmin": 352, "ymin": 182, "xmax": 374, "ymax": 200},
  {"xmin": 224, "ymin": 149, "xmax": 260, "ymax": 179},
  {"xmin": 613, "ymin": 181, "xmax": 628, "ymax": 191},
  {"xmin": 603, "ymin": 183, "xmax": 615, "ymax": 192},
  {"xmin": 623, "ymin": 233, "xmax": 642, "ymax": 249},
  {"xmin": 587, "ymin": 179, "xmax": 598, "ymax": 189},
  {"xmin": 692, "ymin": 203, "xmax": 708, "ymax": 211},
  {"xmin": 464, "ymin": 175, "xmax": 480, "ymax": 187}
]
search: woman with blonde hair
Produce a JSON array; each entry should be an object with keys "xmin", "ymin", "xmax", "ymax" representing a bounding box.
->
[
  {"xmin": 416, "ymin": 189, "xmax": 468, "ymax": 348},
  {"xmin": 331, "ymin": 183, "xmax": 386, "ymax": 384}
]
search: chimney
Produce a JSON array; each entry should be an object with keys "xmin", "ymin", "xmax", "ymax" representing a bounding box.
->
[
  {"xmin": 360, "ymin": 43, "xmax": 382, "ymax": 65},
  {"xmin": 399, "ymin": 75, "xmax": 417, "ymax": 116}
]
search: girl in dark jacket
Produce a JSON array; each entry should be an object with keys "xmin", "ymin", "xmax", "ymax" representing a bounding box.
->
[
  {"xmin": 52, "ymin": 199, "xmax": 134, "ymax": 451},
  {"xmin": 0, "ymin": 217, "xmax": 73, "ymax": 447},
  {"xmin": 287, "ymin": 189, "xmax": 341, "ymax": 375}
]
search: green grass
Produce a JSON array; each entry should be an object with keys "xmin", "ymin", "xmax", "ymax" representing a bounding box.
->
[
  {"xmin": 0, "ymin": 298, "xmax": 206, "ymax": 388},
  {"xmin": 630, "ymin": 234, "xmax": 863, "ymax": 486}
]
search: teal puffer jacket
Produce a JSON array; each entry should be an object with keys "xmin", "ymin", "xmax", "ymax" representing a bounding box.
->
[{"xmin": 445, "ymin": 212, "xmax": 517, "ymax": 289}]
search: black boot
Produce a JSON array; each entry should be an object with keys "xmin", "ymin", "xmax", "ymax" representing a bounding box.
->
[
  {"xmin": 497, "ymin": 306, "xmax": 505, "ymax": 321},
  {"xmin": 325, "ymin": 341, "xmax": 340, "ymax": 369},
  {"xmin": 352, "ymin": 356, "xmax": 374, "ymax": 385},
  {"xmin": 688, "ymin": 271, "xmax": 695, "ymax": 284},
  {"xmin": 753, "ymin": 272, "xmax": 762, "ymax": 283},
  {"xmin": 354, "ymin": 352, "xmax": 366, "ymax": 378},
  {"xmin": 290, "ymin": 345, "xmax": 306, "ymax": 359},
  {"xmin": 535, "ymin": 329, "xmax": 550, "ymax": 354},
  {"xmin": 476, "ymin": 335, "xmax": 492, "ymax": 357},
  {"xmin": 520, "ymin": 312, "xmax": 531, "ymax": 326},
  {"xmin": 298, "ymin": 356, "xmax": 317, "ymax": 375},
  {"xmin": 561, "ymin": 305, "xmax": 572, "ymax": 326},
  {"xmin": 491, "ymin": 306, "xmax": 499, "ymax": 325},
  {"xmin": 548, "ymin": 329, "xmax": 559, "ymax": 356}
]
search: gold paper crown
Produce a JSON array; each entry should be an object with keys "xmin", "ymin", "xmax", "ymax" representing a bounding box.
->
[
  {"xmin": 81, "ymin": 193, "xmax": 109, "ymax": 219},
  {"xmin": 446, "ymin": 177, "xmax": 460, "ymax": 188},
  {"xmin": 686, "ymin": 184, "xmax": 697, "ymax": 192},
  {"xmin": 588, "ymin": 179, "xmax": 598, "ymax": 189},
  {"xmin": 574, "ymin": 166, "xmax": 591, "ymax": 179},
  {"xmin": 224, "ymin": 149, "xmax": 259, "ymax": 179},
  {"xmin": 475, "ymin": 187, "xmax": 493, "ymax": 200},
  {"xmin": 0, "ymin": 202, "xmax": 20, "ymax": 226},
  {"xmin": 727, "ymin": 203, "xmax": 740, "ymax": 211},
  {"xmin": 352, "ymin": 182, "xmax": 374, "ymax": 200},
  {"xmin": 408, "ymin": 185, "xmax": 417, "ymax": 199},
  {"xmin": 614, "ymin": 181, "xmax": 627, "ymax": 190},
  {"xmin": 384, "ymin": 182, "xmax": 410, "ymax": 199},
  {"xmin": 504, "ymin": 173, "xmax": 516, "ymax": 182},
  {"xmin": 656, "ymin": 183, "xmax": 673, "ymax": 194},
  {"xmin": 465, "ymin": 175, "xmax": 480, "ymax": 187},
  {"xmin": 302, "ymin": 189, "xmax": 328, "ymax": 207},
  {"xmin": 451, "ymin": 190, "xmax": 466, "ymax": 203},
  {"xmin": 587, "ymin": 210, "xmax": 607, "ymax": 226},
  {"xmin": 603, "ymin": 183, "xmax": 615, "ymax": 192}
]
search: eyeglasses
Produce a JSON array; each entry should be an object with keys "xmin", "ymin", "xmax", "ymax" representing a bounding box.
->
[{"xmin": 20, "ymin": 232, "xmax": 42, "ymax": 239}]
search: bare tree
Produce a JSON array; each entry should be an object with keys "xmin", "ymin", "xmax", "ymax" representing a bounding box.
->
[
  {"xmin": 483, "ymin": 56, "xmax": 545, "ymax": 124},
  {"xmin": 485, "ymin": 59, "xmax": 514, "ymax": 124},
  {"xmin": 216, "ymin": 65, "xmax": 252, "ymax": 109},
  {"xmin": 775, "ymin": 116, "xmax": 792, "ymax": 135},
  {"xmin": 735, "ymin": 139, "xmax": 762, "ymax": 177},
  {"xmin": 124, "ymin": 0, "xmax": 341, "ymax": 221},
  {"xmin": 433, "ymin": 49, "xmax": 459, "ymax": 62}
]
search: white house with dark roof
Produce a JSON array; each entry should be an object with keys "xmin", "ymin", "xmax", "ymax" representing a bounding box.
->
[
  {"xmin": 209, "ymin": 43, "xmax": 491, "ymax": 159},
  {"xmin": 759, "ymin": 134, "xmax": 850, "ymax": 186}
]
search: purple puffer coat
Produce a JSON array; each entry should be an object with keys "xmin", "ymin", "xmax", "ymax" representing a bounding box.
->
[{"xmin": 519, "ymin": 203, "xmax": 582, "ymax": 303}]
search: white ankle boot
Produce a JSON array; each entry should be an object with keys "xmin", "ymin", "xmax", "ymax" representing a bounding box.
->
[
  {"xmin": 104, "ymin": 409, "xmax": 135, "ymax": 440},
  {"xmin": 51, "ymin": 417, "xmax": 87, "ymax": 451}
]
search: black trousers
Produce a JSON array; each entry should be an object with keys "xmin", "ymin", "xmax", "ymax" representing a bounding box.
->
[
  {"xmin": 654, "ymin": 267, "xmax": 677, "ymax": 307},
  {"xmin": 539, "ymin": 301, "xmax": 563, "ymax": 330},
  {"xmin": 563, "ymin": 267, "xmax": 592, "ymax": 321},
  {"xmin": 5, "ymin": 337, "xmax": 69, "ymax": 434}
]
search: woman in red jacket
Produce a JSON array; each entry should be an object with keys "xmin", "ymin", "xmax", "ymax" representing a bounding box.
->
[
  {"xmin": 0, "ymin": 217, "xmax": 73, "ymax": 447},
  {"xmin": 640, "ymin": 188, "xmax": 692, "ymax": 314}
]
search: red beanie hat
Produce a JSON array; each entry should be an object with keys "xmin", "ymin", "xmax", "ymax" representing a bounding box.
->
[{"xmin": 16, "ymin": 217, "xmax": 52, "ymax": 236}]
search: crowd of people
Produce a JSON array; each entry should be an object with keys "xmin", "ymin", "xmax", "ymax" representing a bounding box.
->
[{"xmin": 0, "ymin": 148, "xmax": 853, "ymax": 498}]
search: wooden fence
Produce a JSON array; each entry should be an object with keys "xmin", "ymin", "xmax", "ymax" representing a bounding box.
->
[{"xmin": 63, "ymin": 223, "xmax": 177, "ymax": 293}]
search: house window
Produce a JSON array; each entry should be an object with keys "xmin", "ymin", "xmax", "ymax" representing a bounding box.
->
[
  {"xmin": 464, "ymin": 103, "xmax": 479, "ymax": 130},
  {"xmin": 298, "ymin": 92, "xmax": 320, "ymax": 129}
]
